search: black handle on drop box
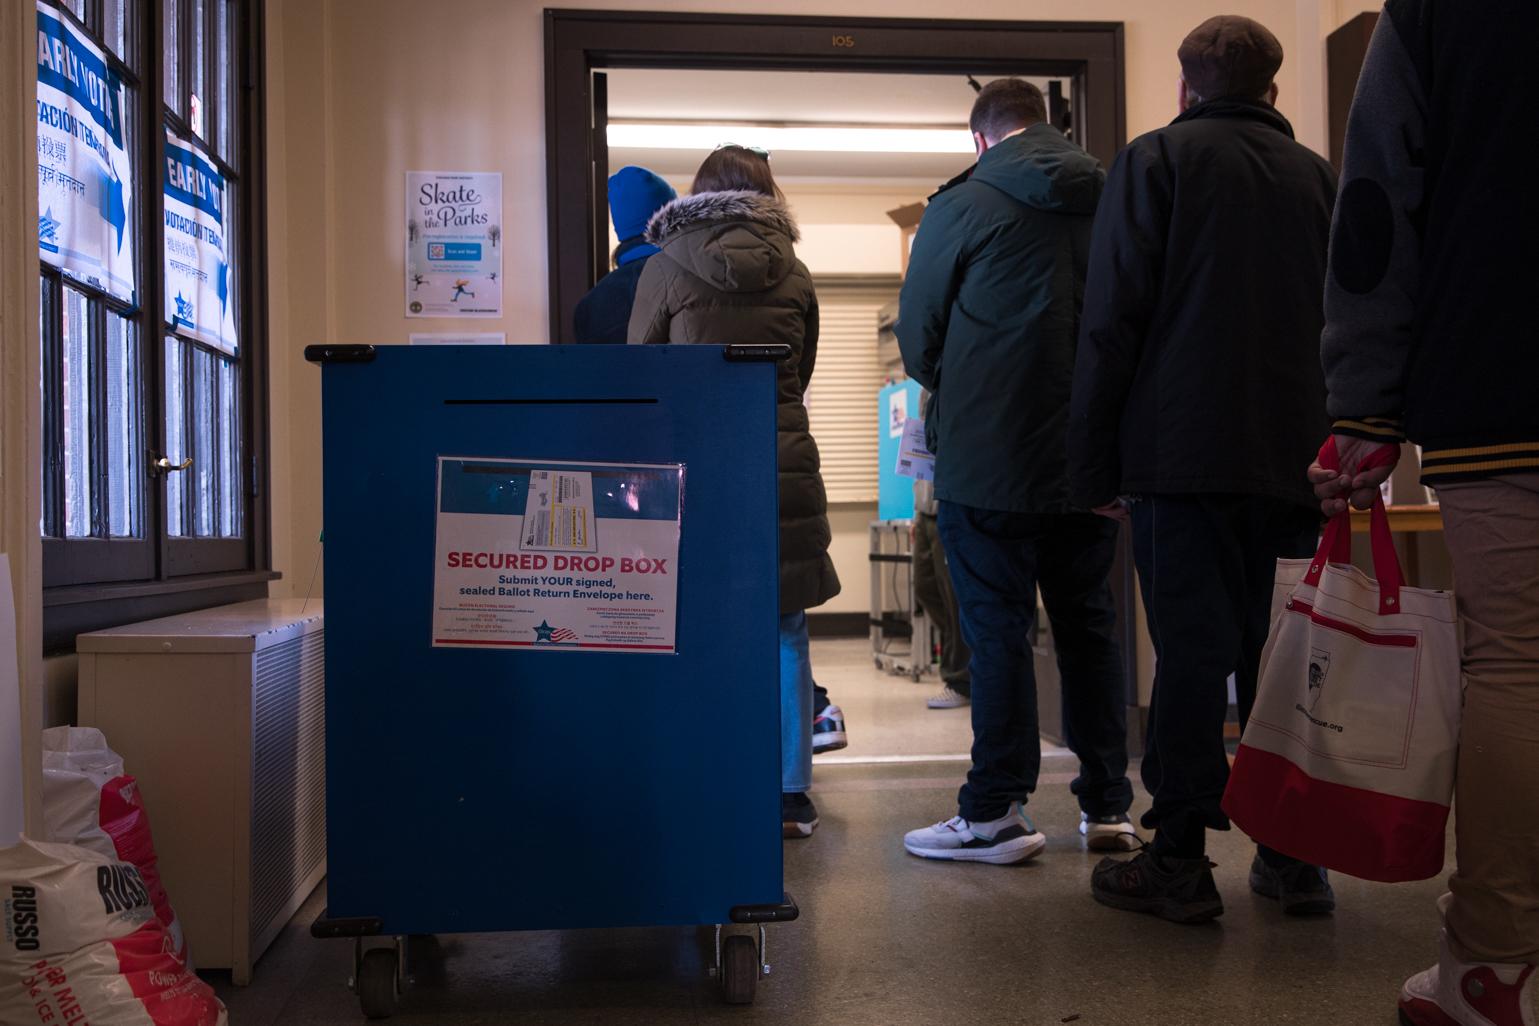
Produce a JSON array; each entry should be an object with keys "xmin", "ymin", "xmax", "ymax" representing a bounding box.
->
[
  {"xmin": 722, "ymin": 344, "xmax": 792, "ymax": 363},
  {"xmin": 305, "ymin": 344, "xmax": 378, "ymax": 365}
]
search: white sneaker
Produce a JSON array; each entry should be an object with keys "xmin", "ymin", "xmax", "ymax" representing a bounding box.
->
[
  {"xmin": 1079, "ymin": 813, "xmax": 1140, "ymax": 852},
  {"xmin": 903, "ymin": 803, "xmax": 1046, "ymax": 865},
  {"xmin": 926, "ymin": 686, "xmax": 970, "ymax": 709},
  {"xmin": 1399, "ymin": 929, "xmax": 1536, "ymax": 1026}
]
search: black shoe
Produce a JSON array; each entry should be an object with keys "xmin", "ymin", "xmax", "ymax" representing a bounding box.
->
[
  {"xmin": 1249, "ymin": 854, "xmax": 1336, "ymax": 915},
  {"xmin": 1091, "ymin": 848, "xmax": 1224, "ymax": 924},
  {"xmin": 782, "ymin": 792, "xmax": 819, "ymax": 839}
]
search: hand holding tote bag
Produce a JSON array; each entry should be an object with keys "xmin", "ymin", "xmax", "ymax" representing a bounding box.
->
[{"xmin": 1222, "ymin": 439, "xmax": 1461, "ymax": 883}]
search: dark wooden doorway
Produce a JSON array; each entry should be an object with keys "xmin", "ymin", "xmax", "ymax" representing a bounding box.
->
[
  {"xmin": 544, "ymin": 9, "xmax": 1127, "ymax": 344},
  {"xmin": 543, "ymin": 9, "xmax": 1139, "ymax": 744}
]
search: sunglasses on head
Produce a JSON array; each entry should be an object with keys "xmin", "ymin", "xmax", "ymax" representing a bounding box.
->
[{"xmin": 714, "ymin": 143, "xmax": 772, "ymax": 162}]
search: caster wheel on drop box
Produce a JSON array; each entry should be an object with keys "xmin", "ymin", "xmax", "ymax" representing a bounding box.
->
[
  {"xmin": 720, "ymin": 933, "xmax": 758, "ymax": 1005},
  {"xmin": 358, "ymin": 947, "xmax": 400, "ymax": 1020}
]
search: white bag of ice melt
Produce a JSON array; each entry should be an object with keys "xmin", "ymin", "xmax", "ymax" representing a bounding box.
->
[{"xmin": 0, "ymin": 838, "xmax": 226, "ymax": 1026}]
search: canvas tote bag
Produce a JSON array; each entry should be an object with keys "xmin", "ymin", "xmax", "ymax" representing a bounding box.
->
[{"xmin": 1223, "ymin": 440, "xmax": 1462, "ymax": 882}]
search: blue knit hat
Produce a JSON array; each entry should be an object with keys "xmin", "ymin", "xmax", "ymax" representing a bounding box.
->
[{"xmin": 608, "ymin": 166, "xmax": 677, "ymax": 243}]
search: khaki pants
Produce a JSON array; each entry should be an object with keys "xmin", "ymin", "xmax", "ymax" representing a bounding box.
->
[
  {"xmin": 913, "ymin": 512, "xmax": 970, "ymax": 692},
  {"xmin": 1438, "ymin": 473, "xmax": 1539, "ymax": 965}
]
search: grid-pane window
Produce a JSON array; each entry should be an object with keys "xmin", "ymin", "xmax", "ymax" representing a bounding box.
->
[
  {"xmin": 215, "ymin": 0, "xmax": 233, "ymax": 162},
  {"xmin": 105, "ymin": 312, "xmax": 142, "ymax": 538},
  {"xmin": 163, "ymin": 0, "xmax": 244, "ymax": 546},
  {"xmin": 60, "ymin": 288, "xmax": 92, "ymax": 538},
  {"xmin": 189, "ymin": 0, "xmax": 206, "ymax": 137},
  {"xmin": 103, "ymin": 0, "xmax": 132, "ymax": 62},
  {"xmin": 163, "ymin": 0, "xmax": 180, "ymax": 116},
  {"xmin": 40, "ymin": 0, "xmax": 264, "ymax": 615},
  {"xmin": 217, "ymin": 357, "xmax": 239, "ymax": 537},
  {"xmin": 190, "ymin": 348, "xmax": 215, "ymax": 537},
  {"xmin": 164, "ymin": 336, "xmax": 185, "ymax": 537}
]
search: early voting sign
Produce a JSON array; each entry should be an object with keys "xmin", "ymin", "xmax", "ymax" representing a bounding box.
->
[
  {"xmin": 36, "ymin": 0, "xmax": 135, "ymax": 302},
  {"xmin": 433, "ymin": 458, "xmax": 682, "ymax": 653},
  {"xmin": 405, "ymin": 171, "xmax": 503, "ymax": 318},
  {"xmin": 164, "ymin": 129, "xmax": 237, "ymax": 354}
]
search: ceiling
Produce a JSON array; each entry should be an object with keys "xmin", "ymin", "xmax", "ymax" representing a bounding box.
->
[{"xmin": 604, "ymin": 69, "xmax": 1064, "ymax": 184}]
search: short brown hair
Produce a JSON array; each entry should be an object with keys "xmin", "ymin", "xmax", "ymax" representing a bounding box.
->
[
  {"xmin": 691, "ymin": 146, "xmax": 783, "ymax": 200},
  {"xmin": 1178, "ymin": 16, "xmax": 1283, "ymax": 102},
  {"xmin": 969, "ymin": 79, "xmax": 1047, "ymax": 143}
]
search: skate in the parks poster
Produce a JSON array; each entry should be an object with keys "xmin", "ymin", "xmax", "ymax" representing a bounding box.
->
[{"xmin": 406, "ymin": 171, "xmax": 502, "ymax": 317}]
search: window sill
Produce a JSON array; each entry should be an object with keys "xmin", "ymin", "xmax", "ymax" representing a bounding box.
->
[{"xmin": 43, "ymin": 570, "xmax": 282, "ymax": 653}]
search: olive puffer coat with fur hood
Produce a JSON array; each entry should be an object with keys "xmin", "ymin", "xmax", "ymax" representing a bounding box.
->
[{"xmin": 628, "ymin": 190, "xmax": 841, "ymax": 614}]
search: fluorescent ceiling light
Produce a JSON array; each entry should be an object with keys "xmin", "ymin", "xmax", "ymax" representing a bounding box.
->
[{"xmin": 607, "ymin": 122, "xmax": 974, "ymax": 155}]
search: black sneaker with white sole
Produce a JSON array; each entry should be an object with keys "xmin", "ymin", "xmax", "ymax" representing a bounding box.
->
[
  {"xmin": 1248, "ymin": 853, "xmax": 1336, "ymax": 915},
  {"xmin": 1080, "ymin": 812, "xmax": 1140, "ymax": 852},
  {"xmin": 782, "ymin": 792, "xmax": 819, "ymax": 838},
  {"xmin": 1091, "ymin": 847, "xmax": 1224, "ymax": 924},
  {"xmin": 811, "ymin": 703, "xmax": 847, "ymax": 753}
]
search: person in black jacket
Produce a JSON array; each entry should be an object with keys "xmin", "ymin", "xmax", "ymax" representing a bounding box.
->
[
  {"xmin": 1068, "ymin": 17, "xmax": 1339, "ymax": 923},
  {"xmin": 1310, "ymin": 3, "xmax": 1539, "ymax": 1022},
  {"xmin": 897, "ymin": 79, "xmax": 1135, "ymax": 866},
  {"xmin": 572, "ymin": 166, "xmax": 676, "ymax": 344}
]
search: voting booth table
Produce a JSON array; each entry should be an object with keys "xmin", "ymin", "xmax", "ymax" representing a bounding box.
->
[
  {"xmin": 869, "ymin": 380, "xmax": 932, "ymax": 680},
  {"xmin": 305, "ymin": 343, "xmax": 797, "ymax": 1017}
]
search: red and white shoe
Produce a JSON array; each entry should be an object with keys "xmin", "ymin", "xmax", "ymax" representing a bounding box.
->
[{"xmin": 1399, "ymin": 930, "xmax": 1536, "ymax": 1026}]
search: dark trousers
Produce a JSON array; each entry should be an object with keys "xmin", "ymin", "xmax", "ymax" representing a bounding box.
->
[
  {"xmin": 913, "ymin": 512, "xmax": 971, "ymax": 694},
  {"xmin": 937, "ymin": 501, "xmax": 1132, "ymax": 823},
  {"xmin": 1131, "ymin": 493, "xmax": 1319, "ymax": 858}
]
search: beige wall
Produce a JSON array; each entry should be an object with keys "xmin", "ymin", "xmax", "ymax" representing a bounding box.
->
[
  {"xmin": 266, "ymin": 0, "xmax": 1334, "ymax": 608},
  {"xmin": 2, "ymin": 0, "xmax": 45, "ymax": 834},
  {"xmin": 613, "ymin": 181, "xmax": 925, "ymax": 278},
  {"xmin": 1331, "ymin": 1, "xmax": 1382, "ymax": 27}
]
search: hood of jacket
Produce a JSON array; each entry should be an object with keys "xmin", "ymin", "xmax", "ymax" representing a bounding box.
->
[
  {"xmin": 968, "ymin": 123, "xmax": 1104, "ymax": 215},
  {"xmin": 645, "ymin": 190, "xmax": 800, "ymax": 294}
]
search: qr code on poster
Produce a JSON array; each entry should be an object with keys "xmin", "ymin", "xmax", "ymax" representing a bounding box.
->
[{"xmin": 428, "ymin": 243, "xmax": 445, "ymax": 259}]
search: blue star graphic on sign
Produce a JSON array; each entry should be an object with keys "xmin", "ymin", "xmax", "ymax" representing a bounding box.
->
[
  {"xmin": 38, "ymin": 207, "xmax": 60, "ymax": 245},
  {"xmin": 173, "ymin": 292, "xmax": 195, "ymax": 325},
  {"xmin": 533, "ymin": 620, "xmax": 555, "ymax": 643}
]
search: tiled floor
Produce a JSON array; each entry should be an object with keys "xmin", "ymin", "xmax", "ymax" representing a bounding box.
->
[
  {"xmin": 811, "ymin": 636, "xmax": 977, "ymax": 762},
  {"xmin": 214, "ymin": 638, "xmax": 1452, "ymax": 1025}
]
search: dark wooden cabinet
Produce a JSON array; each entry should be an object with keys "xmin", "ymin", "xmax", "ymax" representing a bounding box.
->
[{"xmin": 1328, "ymin": 12, "xmax": 1380, "ymax": 171}]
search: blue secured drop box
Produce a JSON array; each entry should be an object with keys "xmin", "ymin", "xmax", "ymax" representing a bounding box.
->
[{"xmin": 306, "ymin": 343, "xmax": 795, "ymax": 1014}]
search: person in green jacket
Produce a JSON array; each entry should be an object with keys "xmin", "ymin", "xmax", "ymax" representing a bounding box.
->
[
  {"xmin": 897, "ymin": 78, "xmax": 1135, "ymax": 866},
  {"xmin": 628, "ymin": 146, "xmax": 844, "ymax": 839}
]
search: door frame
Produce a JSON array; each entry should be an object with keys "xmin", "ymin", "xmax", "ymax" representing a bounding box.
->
[
  {"xmin": 543, "ymin": 9, "xmax": 1139, "ymax": 746},
  {"xmin": 544, "ymin": 9, "xmax": 1127, "ymax": 344}
]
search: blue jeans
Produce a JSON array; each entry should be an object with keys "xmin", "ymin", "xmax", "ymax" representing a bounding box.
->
[
  {"xmin": 937, "ymin": 501, "xmax": 1132, "ymax": 823},
  {"xmin": 780, "ymin": 612, "xmax": 814, "ymax": 794}
]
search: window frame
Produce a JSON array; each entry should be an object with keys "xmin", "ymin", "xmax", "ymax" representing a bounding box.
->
[{"xmin": 40, "ymin": 0, "xmax": 273, "ymax": 652}]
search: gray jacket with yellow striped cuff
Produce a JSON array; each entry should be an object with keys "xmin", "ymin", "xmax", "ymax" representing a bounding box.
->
[{"xmin": 1322, "ymin": 0, "xmax": 1539, "ymax": 484}]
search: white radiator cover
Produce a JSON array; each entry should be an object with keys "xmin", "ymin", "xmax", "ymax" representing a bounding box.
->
[{"xmin": 77, "ymin": 599, "xmax": 325, "ymax": 985}]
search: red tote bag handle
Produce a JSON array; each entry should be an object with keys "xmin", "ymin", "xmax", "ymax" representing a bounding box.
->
[{"xmin": 1304, "ymin": 437, "xmax": 1405, "ymax": 615}]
